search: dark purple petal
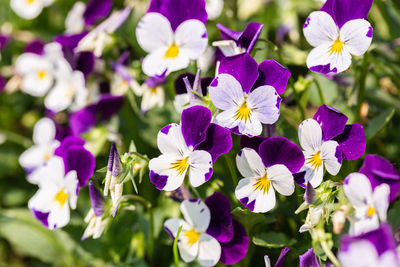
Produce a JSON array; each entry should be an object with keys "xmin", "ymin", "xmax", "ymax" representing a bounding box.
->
[
  {"xmin": 83, "ymin": 0, "xmax": 112, "ymax": 26},
  {"xmin": 0, "ymin": 75, "xmax": 5, "ymax": 93},
  {"xmin": 340, "ymin": 223, "xmax": 396, "ymax": 256},
  {"xmin": 320, "ymin": 0, "xmax": 374, "ymax": 28},
  {"xmin": 217, "ymin": 22, "xmax": 263, "ymax": 54},
  {"xmin": 359, "ymin": 154, "xmax": 400, "ymax": 202},
  {"xmin": 299, "ymin": 249, "xmax": 320, "ymax": 267},
  {"xmin": 112, "ymin": 147, "xmax": 122, "ymax": 177},
  {"xmin": 54, "ymin": 136, "xmax": 86, "ymax": 158},
  {"xmin": 197, "ymin": 123, "xmax": 232, "ymax": 163},
  {"xmin": 150, "ymin": 170, "xmax": 168, "ymax": 190},
  {"xmin": 54, "ymin": 32, "xmax": 88, "ymax": 50},
  {"xmin": 0, "ymin": 34, "xmax": 10, "ymax": 51},
  {"xmin": 25, "ymin": 40, "xmax": 45, "ymax": 55},
  {"xmin": 69, "ymin": 105, "xmax": 97, "ymax": 136},
  {"xmin": 253, "ymin": 60, "xmax": 291, "ymax": 95},
  {"xmin": 240, "ymin": 135, "xmax": 268, "ymax": 152},
  {"xmin": 218, "ymin": 53, "xmax": 259, "ymax": 94},
  {"xmin": 88, "ymin": 180, "xmax": 105, "ymax": 217},
  {"xmin": 275, "ymin": 247, "xmax": 290, "ymax": 267},
  {"xmin": 205, "ymin": 192, "xmax": 234, "ymax": 243},
  {"xmin": 305, "ymin": 182, "xmax": 316, "ymax": 204},
  {"xmin": 75, "ymin": 51, "xmax": 95, "ymax": 78},
  {"xmin": 259, "ymin": 136, "xmax": 305, "ymax": 174},
  {"xmin": 107, "ymin": 143, "xmax": 116, "ymax": 171},
  {"xmin": 313, "ymin": 105, "xmax": 348, "ymax": 141},
  {"xmin": 219, "ymin": 220, "xmax": 249, "ymax": 265},
  {"xmin": 95, "ymin": 94, "xmax": 124, "ymax": 121},
  {"xmin": 334, "ymin": 123, "xmax": 366, "ymax": 160},
  {"xmin": 145, "ymin": 71, "xmax": 167, "ymax": 88},
  {"xmin": 64, "ymin": 146, "xmax": 96, "ymax": 187},
  {"xmin": 180, "ymin": 105, "xmax": 211, "ymax": 149},
  {"xmin": 147, "ymin": 0, "xmax": 207, "ymax": 31},
  {"xmin": 294, "ymin": 171, "xmax": 306, "ymax": 188},
  {"xmin": 310, "ymin": 64, "xmax": 337, "ymax": 74},
  {"xmin": 239, "ymin": 197, "xmax": 255, "ymax": 211},
  {"xmin": 31, "ymin": 209, "xmax": 49, "ymax": 227},
  {"xmin": 175, "ymin": 72, "xmax": 195, "ymax": 95}
]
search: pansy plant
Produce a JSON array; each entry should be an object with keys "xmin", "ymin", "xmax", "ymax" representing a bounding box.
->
[
  {"xmin": 149, "ymin": 105, "xmax": 232, "ymax": 191},
  {"xmin": 303, "ymin": 0, "xmax": 374, "ymax": 74},
  {"xmin": 209, "ymin": 53, "xmax": 290, "ymax": 137},
  {"xmin": 136, "ymin": 0, "xmax": 208, "ymax": 76}
]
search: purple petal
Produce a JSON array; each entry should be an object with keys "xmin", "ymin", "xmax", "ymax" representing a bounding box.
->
[
  {"xmin": 54, "ymin": 136, "xmax": 86, "ymax": 158},
  {"xmin": 359, "ymin": 154, "xmax": 400, "ymax": 202},
  {"xmin": 64, "ymin": 146, "xmax": 96, "ymax": 187},
  {"xmin": 310, "ymin": 64, "xmax": 337, "ymax": 74},
  {"xmin": 31, "ymin": 209, "xmax": 49, "ymax": 227},
  {"xmin": 83, "ymin": 0, "xmax": 112, "ymax": 26},
  {"xmin": 95, "ymin": 94, "xmax": 124, "ymax": 121},
  {"xmin": 253, "ymin": 59, "xmax": 291, "ymax": 95},
  {"xmin": 145, "ymin": 71, "xmax": 167, "ymax": 88},
  {"xmin": 197, "ymin": 123, "xmax": 232, "ymax": 163},
  {"xmin": 304, "ymin": 182, "xmax": 316, "ymax": 204},
  {"xmin": 0, "ymin": 34, "xmax": 10, "ymax": 51},
  {"xmin": 54, "ymin": 32, "xmax": 88, "ymax": 50},
  {"xmin": 150, "ymin": 170, "xmax": 168, "ymax": 190},
  {"xmin": 0, "ymin": 75, "xmax": 5, "ymax": 93},
  {"xmin": 25, "ymin": 40, "xmax": 45, "ymax": 55},
  {"xmin": 174, "ymin": 73, "xmax": 211, "ymax": 96},
  {"xmin": 147, "ymin": 0, "xmax": 207, "ymax": 31},
  {"xmin": 340, "ymin": 223, "xmax": 396, "ymax": 256},
  {"xmin": 205, "ymin": 192, "xmax": 234, "ymax": 243},
  {"xmin": 219, "ymin": 220, "xmax": 249, "ymax": 265},
  {"xmin": 217, "ymin": 22, "xmax": 263, "ymax": 54},
  {"xmin": 334, "ymin": 123, "xmax": 366, "ymax": 160},
  {"xmin": 69, "ymin": 105, "xmax": 97, "ymax": 136},
  {"xmin": 259, "ymin": 136, "xmax": 305, "ymax": 174},
  {"xmin": 180, "ymin": 105, "xmax": 211, "ymax": 149},
  {"xmin": 320, "ymin": 0, "xmax": 374, "ymax": 28},
  {"xmin": 112, "ymin": 147, "xmax": 122, "ymax": 177},
  {"xmin": 75, "ymin": 51, "xmax": 95, "ymax": 78},
  {"xmin": 240, "ymin": 135, "xmax": 268, "ymax": 152},
  {"xmin": 294, "ymin": 171, "xmax": 306, "ymax": 188},
  {"xmin": 218, "ymin": 53, "xmax": 259, "ymax": 94},
  {"xmin": 275, "ymin": 247, "xmax": 290, "ymax": 267},
  {"xmin": 107, "ymin": 143, "xmax": 116, "ymax": 172},
  {"xmin": 88, "ymin": 180, "xmax": 105, "ymax": 217},
  {"xmin": 313, "ymin": 105, "xmax": 348, "ymax": 141},
  {"xmin": 299, "ymin": 249, "xmax": 320, "ymax": 267}
]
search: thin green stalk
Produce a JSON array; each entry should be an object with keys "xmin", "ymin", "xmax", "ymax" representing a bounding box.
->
[
  {"xmin": 126, "ymin": 89, "xmax": 141, "ymax": 115},
  {"xmin": 0, "ymin": 129, "xmax": 33, "ymax": 148},
  {"xmin": 189, "ymin": 184, "xmax": 201, "ymax": 198},
  {"xmin": 314, "ymin": 78, "xmax": 325, "ymax": 105},
  {"xmin": 321, "ymin": 240, "xmax": 341, "ymax": 267},
  {"xmin": 355, "ymin": 53, "xmax": 369, "ymax": 122},
  {"xmin": 173, "ymin": 225, "xmax": 183, "ymax": 267},
  {"xmin": 224, "ymin": 154, "xmax": 238, "ymax": 186}
]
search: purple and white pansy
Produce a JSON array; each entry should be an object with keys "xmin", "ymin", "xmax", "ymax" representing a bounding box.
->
[
  {"xmin": 303, "ymin": 0, "xmax": 374, "ymax": 74},
  {"xmin": 149, "ymin": 105, "xmax": 232, "ymax": 191},
  {"xmin": 297, "ymin": 104, "xmax": 366, "ymax": 188},
  {"xmin": 235, "ymin": 137, "xmax": 305, "ymax": 213},
  {"xmin": 10, "ymin": 0, "xmax": 54, "ymax": 19},
  {"xmin": 164, "ymin": 199, "xmax": 221, "ymax": 266},
  {"xmin": 136, "ymin": 0, "xmax": 208, "ymax": 76},
  {"xmin": 209, "ymin": 53, "xmax": 290, "ymax": 136},
  {"xmin": 343, "ymin": 172, "xmax": 390, "ymax": 235}
]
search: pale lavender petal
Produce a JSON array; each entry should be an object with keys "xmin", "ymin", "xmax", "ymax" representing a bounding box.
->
[
  {"xmin": 197, "ymin": 123, "xmax": 232, "ymax": 163},
  {"xmin": 180, "ymin": 105, "xmax": 211, "ymax": 149},
  {"xmin": 219, "ymin": 220, "xmax": 249, "ymax": 265},
  {"xmin": 205, "ymin": 192, "xmax": 234, "ymax": 242},
  {"xmin": 334, "ymin": 123, "xmax": 366, "ymax": 160},
  {"xmin": 253, "ymin": 60, "xmax": 291, "ymax": 95},
  {"xmin": 313, "ymin": 104, "xmax": 348, "ymax": 141},
  {"xmin": 83, "ymin": 0, "xmax": 112, "ymax": 26},
  {"xmin": 299, "ymin": 249, "xmax": 320, "ymax": 267},
  {"xmin": 88, "ymin": 180, "xmax": 105, "ymax": 217},
  {"xmin": 305, "ymin": 182, "xmax": 316, "ymax": 204}
]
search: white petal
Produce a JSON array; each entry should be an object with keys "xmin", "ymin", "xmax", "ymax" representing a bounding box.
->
[
  {"xmin": 188, "ymin": 150, "xmax": 213, "ymax": 188},
  {"xmin": 264, "ymin": 255, "xmax": 271, "ymax": 267},
  {"xmin": 65, "ymin": 1, "xmax": 86, "ymax": 34},
  {"xmin": 136, "ymin": 13, "xmax": 173, "ymax": 53},
  {"xmin": 350, "ymin": 216, "xmax": 379, "ymax": 236},
  {"xmin": 338, "ymin": 240, "xmax": 379, "ymax": 267},
  {"xmin": 343, "ymin": 173, "xmax": 372, "ymax": 211},
  {"xmin": 212, "ymin": 40, "xmax": 243, "ymax": 57},
  {"xmin": 148, "ymin": 154, "xmax": 187, "ymax": 191},
  {"xmin": 206, "ymin": 0, "xmax": 223, "ymax": 20},
  {"xmin": 298, "ymin": 119, "xmax": 322, "ymax": 152},
  {"xmin": 197, "ymin": 234, "xmax": 221, "ymax": 266},
  {"xmin": 303, "ymin": 164, "xmax": 324, "ymax": 188},
  {"xmin": 340, "ymin": 19, "xmax": 372, "ymax": 56},
  {"xmin": 37, "ymin": 157, "xmax": 66, "ymax": 186},
  {"xmin": 209, "ymin": 73, "xmax": 244, "ymax": 110},
  {"xmin": 45, "ymin": 81, "xmax": 73, "ymax": 112},
  {"xmin": 19, "ymin": 145, "xmax": 50, "ymax": 170},
  {"xmin": 236, "ymin": 148, "xmax": 266, "ymax": 178},
  {"xmin": 164, "ymin": 218, "xmax": 187, "ymax": 237},
  {"xmin": 306, "ymin": 42, "xmax": 352, "ymax": 74},
  {"xmin": 237, "ymin": 113, "xmax": 263, "ymax": 137},
  {"xmin": 379, "ymin": 251, "xmax": 400, "ymax": 266},
  {"xmin": 11, "ymin": 0, "xmax": 44, "ymax": 19},
  {"xmin": 247, "ymin": 85, "xmax": 280, "ymax": 125},
  {"xmin": 28, "ymin": 187, "xmax": 54, "ymax": 212},
  {"xmin": 141, "ymin": 86, "xmax": 165, "ymax": 112},
  {"xmin": 47, "ymin": 202, "xmax": 70, "ymax": 229},
  {"xmin": 372, "ymin": 183, "xmax": 390, "ymax": 222},
  {"xmin": 214, "ymin": 108, "xmax": 239, "ymax": 130},
  {"xmin": 142, "ymin": 48, "xmax": 190, "ymax": 76},
  {"xmin": 303, "ymin": 11, "xmax": 338, "ymax": 47},
  {"xmin": 33, "ymin": 118, "xmax": 56, "ymax": 144},
  {"xmin": 64, "ymin": 170, "xmax": 79, "ymax": 210},
  {"xmin": 181, "ymin": 199, "xmax": 211, "ymax": 232},
  {"xmin": 320, "ymin": 140, "xmax": 341, "ymax": 175},
  {"xmin": 21, "ymin": 72, "xmax": 53, "ymax": 97},
  {"xmin": 157, "ymin": 124, "xmax": 190, "ymax": 157},
  {"xmin": 175, "ymin": 19, "xmax": 208, "ymax": 60},
  {"xmin": 268, "ymin": 164, "xmax": 294, "ymax": 196},
  {"xmin": 178, "ymin": 235, "xmax": 199, "ymax": 263}
]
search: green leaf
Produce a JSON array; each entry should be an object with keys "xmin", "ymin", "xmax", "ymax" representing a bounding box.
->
[
  {"xmin": 252, "ymin": 232, "xmax": 296, "ymax": 248},
  {"xmin": 365, "ymin": 108, "xmax": 395, "ymax": 140},
  {"xmin": 231, "ymin": 207, "xmax": 274, "ymax": 231},
  {"xmin": 388, "ymin": 200, "xmax": 400, "ymax": 230},
  {"xmin": 173, "ymin": 225, "xmax": 183, "ymax": 267},
  {"xmin": 96, "ymin": 166, "xmax": 108, "ymax": 173}
]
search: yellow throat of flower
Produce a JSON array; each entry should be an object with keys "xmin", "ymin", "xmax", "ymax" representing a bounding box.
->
[
  {"xmin": 170, "ymin": 157, "xmax": 189, "ymax": 175},
  {"xmin": 54, "ymin": 189, "xmax": 69, "ymax": 207},
  {"xmin": 235, "ymin": 102, "xmax": 251, "ymax": 122},
  {"xmin": 366, "ymin": 206, "xmax": 376, "ymax": 217},
  {"xmin": 253, "ymin": 174, "xmax": 271, "ymax": 194},
  {"xmin": 27, "ymin": 0, "xmax": 35, "ymax": 4},
  {"xmin": 164, "ymin": 44, "xmax": 179, "ymax": 59},
  {"xmin": 184, "ymin": 229, "xmax": 200, "ymax": 245},
  {"xmin": 308, "ymin": 151, "xmax": 323, "ymax": 169},
  {"xmin": 330, "ymin": 39, "xmax": 344, "ymax": 54},
  {"xmin": 37, "ymin": 70, "xmax": 47, "ymax": 80}
]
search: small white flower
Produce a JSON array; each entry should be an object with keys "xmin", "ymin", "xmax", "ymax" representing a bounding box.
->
[
  {"xmin": 65, "ymin": 2, "xmax": 86, "ymax": 34},
  {"xmin": 10, "ymin": 0, "xmax": 54, "ymax": 20}
]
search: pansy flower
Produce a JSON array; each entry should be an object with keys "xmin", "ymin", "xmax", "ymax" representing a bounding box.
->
[
  {"xmin": 303, "ymin": 0, "xmax": 374, "ymax": 74},
  {"xmin": 149, "ymin": 105, "xmax": 232, "ymax": 191},
  {"xmin": 135, "ymin": 0, "xmax": 208, "ymax": 76},
  {"xmin": 28, "ymin": 156, "xmax": 79, "ymax": 229},
  {"xmin": 164, "ymin": 199, "xmax": 221, "ymax": 266},
  {"xmin": 209, "ymin": 53, "xmax": 290, "ymax": 136},
  {"xmin": 134, "ymin": 73, "xmax": 167, "ymax": 113},
  {"xmin": 339, "ymin": 224, "xmax": 400, "ymax": 266},
  {"xmin": 213, "ymin": 22, "xmax": 263, "ymax": 57},
  {"xmin": 10, "ymin": 0, "xmax": 54, "ymax": 19},
  {"xmin": 19, "ymin": 118, "xmax": 60, "ymax": 181},
  {"xmin": 296, "ymin": 104, "xmax": 366, "ymax": 188},
  {"xmin": 235, "ymin": 136, "xmax": 305, "ymax": 213},
  {"xmin": 343, "ymin": 172, "xmax": 389, "ymax": 235}
]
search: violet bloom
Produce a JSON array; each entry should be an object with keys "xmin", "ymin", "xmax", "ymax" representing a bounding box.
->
[
  {"xmin": 205, "ymin": 193, "xmax": 249, "ymax": 265},
  {"xmin": 339, "ymin": 224, "xmax": 400, "ymax": 266},
  {"xmin": 265, "ymin": 247, "xmax": 290, "ymax": 267},
  {"xmin": 359, "ymin": 154, "xmax": 400, "ymax": 202},
  {"xmin": 297, "ymin": 104, "xmax": 366, "ymax": 188},
  {"xmin": 303, "ymin": 0, "xmax": 374, "ymax": 74},
  {"xmin": 235, "ymin": 137, "xmax": 304, "ymax": 213},
  {"xmin": 137, "ymin": 73, "xmax": 167, "ymax": 113},
  {"xmin": 149, "ymin": 105, "xmax": 232, "ymax": 191},
  {"xmin": 213, "ymin": 22, "xmax": 263, "ymax": 57},
  {"xmin": 136, "ymin": 0, "xmax": 208, "ymax": 76},
  {"xmin": 299, "ymin": 249, "xmax": 320, "ymax": 267},
  {"xmin": 209, "ymin": 53, "xmax": 290, "ymax": 136}
]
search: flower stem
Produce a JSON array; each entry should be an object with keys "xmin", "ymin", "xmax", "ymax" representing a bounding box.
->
[
  {"xmin": 224, "ymin": 154, "xmax": 238, "ymax": 186},
  {"xmin": 320, "ymin": 240, "xmax": 341, "ymax": 267},
  {"xmin": 0, "ymin": 129, "xmax": 33, "ymax": 148},
  {"xmin": 314, "ymin": 78, "xmax": 325, "ymax": 105},
  {"xmin": 356, "ymin": 53, "xmax": 369, "ymax": 122},
  {"xmin": 173, "ymin": 225, "xmax": 183, "ymax": 267}
]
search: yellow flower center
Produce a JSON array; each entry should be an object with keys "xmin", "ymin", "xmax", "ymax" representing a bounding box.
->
[
  {"xmin": 43, "ymin": 152, "xmax": 52, "ymax": 162},
  {"xmin": 37, "ymin": 70, "xmax": 47, "ymax": 80},
  {"xmin": 170, "ymin": 157, "xmax": 189, "ymax": 175},
  {"xmin": 235, "ymin": 102, "xmax": 251, "ymax": 122},
  {"xmin": 330, "ymin": 39, "xmax": 344, "ymax": 54},
  {"xmin": 164, "ymin": 44, "xmax": 179, "ymax": 59},
  {"xmin": 27, "ymin": 0, "xmax": 35, "ymax": 4},
  {"xmin": 150, "ymin": 87, "xmax": 158, "ymax": 94},
  {"xmin": 253, "ymin": 174, "xmax": 271, "ymax": 194},
  {"xmin": 184, "ymin": 229, "xmax": 200, "ymax": 245},
  {"xmin": 366, "ymin": 206, "xmax": 376, "ymax": 217},
  {"xmin": 54, "ymin": 189, "xmax": 69, "ymax": 207},
  {"xmin": 308, "ymin": 151, "xmax": 323, "ymax": 169}
]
